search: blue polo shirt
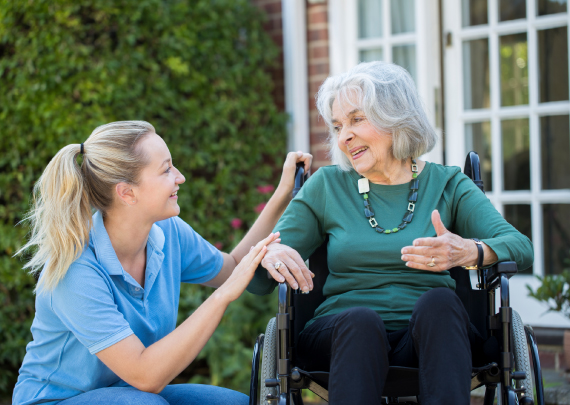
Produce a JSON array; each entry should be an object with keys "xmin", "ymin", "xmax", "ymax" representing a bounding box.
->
[{"xmin": 13, "ymin": 211, "xmax": 223, "ymax": 405}]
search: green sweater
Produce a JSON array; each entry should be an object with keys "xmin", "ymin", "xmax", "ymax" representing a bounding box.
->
[{"xmin": 247, "ymin": 163, "xmax": 534, "ymax": 330}]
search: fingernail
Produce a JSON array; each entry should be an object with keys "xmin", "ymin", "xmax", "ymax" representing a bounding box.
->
[
  {"xmin": 279, "ymin": 277, "xmax": 284, "ymax": 282},
  {"xmin": 405, "ymin": 262, "xmax": 410, "ymax": 267},
  {"xmin": 302, "ymin": 286, "xmax": 309, "ymax": 292},
  {"xmin": 401, "ymin": 255, "xmax": 406, "ymax": 261},
  {"xmin": 401, "ymin": 248, "xmax": 406, "ymax": 254},
  {"xmin": 293, "ymin": 283, "xmax": 299, "ymax": 289}
]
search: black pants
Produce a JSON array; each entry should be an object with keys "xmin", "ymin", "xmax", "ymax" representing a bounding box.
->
[{"xmin": 296, "ymin": 288, "xmax": 482, "ymax": 405}]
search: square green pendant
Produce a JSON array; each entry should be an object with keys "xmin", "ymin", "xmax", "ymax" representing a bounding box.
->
[
  {"xmin": 385, "ymin": 230, "xmax": 391, "ymax": 234},
  {"xmin": 392, "ymin": 228, "xmax": 399, "ymax": 233}
]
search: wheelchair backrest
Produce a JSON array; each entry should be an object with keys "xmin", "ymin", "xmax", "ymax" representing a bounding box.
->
[{"xmin": 291, "ymin": 153, "xmax": 490, "ymax": 350}]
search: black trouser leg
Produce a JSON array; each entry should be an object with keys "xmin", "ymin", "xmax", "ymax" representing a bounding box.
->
[
  {"xmin": 409, "ymin": 287, "xmax": 472, "ymax": 405},
  {"xmin": 296, "ymin": 307, "xmax": 389, "ymax": 405}
]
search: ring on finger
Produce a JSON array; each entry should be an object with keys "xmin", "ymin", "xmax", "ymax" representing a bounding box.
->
[
  {"xmin": 274, "ymin": 262, "xmax": 283, "ymax": 271},
  {"xmin": 427, "ymin": 257, "xmax": 436, "ymax": 268}
]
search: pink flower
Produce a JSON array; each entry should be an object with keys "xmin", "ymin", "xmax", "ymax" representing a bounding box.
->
[
  {"xmin": 214, "ymin": 242, "xmax": 223, "ymax": 250},
  {"xmin": 254, "ymin": 202, "xmax": 267, "ymax": 213},
  {"xmin": 230, "ymin": 218, "xmax": 243, "ymax": 229},
  {"xmin": 257, "ymin": 185, "xmax": 275, "ymax": 194}
]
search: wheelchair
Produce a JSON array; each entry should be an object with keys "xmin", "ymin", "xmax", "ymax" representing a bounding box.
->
[{"xmin": 249, "ymin": 152, "xmax": 545, "ymax": 405}]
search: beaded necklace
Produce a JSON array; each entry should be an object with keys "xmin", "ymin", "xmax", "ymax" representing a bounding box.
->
[{"xmin": 358, "ymin": 159, "xmax": 419, "ymax": 234}]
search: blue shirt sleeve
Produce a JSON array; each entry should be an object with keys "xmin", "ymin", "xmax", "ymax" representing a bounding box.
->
[
  {"xmin": 50, "ymin": 263, "xmax": 134, "ymax": 355},
  {"xmin": 172, "ymin": 217, "xmax": 224, "ymax": 284}
]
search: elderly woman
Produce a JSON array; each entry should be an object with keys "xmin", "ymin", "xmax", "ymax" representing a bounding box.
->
[{"xmin": 247, "ymin": 62, "xmax": 533, "ymax": 405}]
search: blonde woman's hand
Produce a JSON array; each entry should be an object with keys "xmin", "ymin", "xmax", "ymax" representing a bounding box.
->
[
  {"xmin": 217, "ymin": 233, "xmax": 279, "ymax": 303},
  {"xmin": 276, "ymin": 151, "xmax": 313, "ymax": 196}
]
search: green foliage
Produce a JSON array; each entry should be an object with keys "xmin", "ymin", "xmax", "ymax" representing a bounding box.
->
[
  {"xmin": 0, "ymin": 0, "xmax": 284, "ymax": 397},
  {"xmin": 527, "ymin": 264, "xmax": 570, "ymax": 319}
]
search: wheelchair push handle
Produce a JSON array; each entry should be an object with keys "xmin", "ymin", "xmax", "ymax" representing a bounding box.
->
[
  {"xmin": 266, "ymin": 163, "xmax": 307, "ymax": 281},
  {"xmin": 293, "ymin": 162, "xmax": 306, "ymax": 198}
]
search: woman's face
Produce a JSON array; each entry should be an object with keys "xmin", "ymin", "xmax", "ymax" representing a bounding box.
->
[
  {"xmin": 332, "ymin": 97, "xmax": 394, "ymax": 178},
  {"xmin": 133, "ymin": 133, "xmax": 186, "ymax": 222}
]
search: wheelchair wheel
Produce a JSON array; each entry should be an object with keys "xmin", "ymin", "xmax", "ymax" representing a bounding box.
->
[
  {"xmin": 512, "ymin": 310, "xmax": 534, "ymax": 402},
  {"xmin": 261, "ymin": 317, "xmax": 278, "ymax": 403}
]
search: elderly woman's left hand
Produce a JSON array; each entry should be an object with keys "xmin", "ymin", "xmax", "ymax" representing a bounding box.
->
[{"xmin": 400, "ymin": 210, "xmax": 478, "ymax": 272}]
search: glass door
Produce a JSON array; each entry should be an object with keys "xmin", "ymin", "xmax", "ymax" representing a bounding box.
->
[{"xmin": 443, "ymin": 0, "xmax": 570, "ymax": 325}]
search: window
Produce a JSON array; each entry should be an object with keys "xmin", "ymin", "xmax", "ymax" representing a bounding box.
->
[{"xmin": 447, "ymin": 0, "xmax": 570, "ymax": 276}]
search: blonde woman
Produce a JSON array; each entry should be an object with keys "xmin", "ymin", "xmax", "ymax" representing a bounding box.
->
[{"xmin": 12, "ymin": 121, "xmax": 312, "ymax": 405}]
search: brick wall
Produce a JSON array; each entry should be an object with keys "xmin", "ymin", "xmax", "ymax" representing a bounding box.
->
[
  {"xmin": 253, "ymin": 0, "xmax": 332, "ymax": 168},
  {"xmin": 306, "ymin": 1, "xmax": 331, "ymax": 168},
  {"xmin": 251, "ymin": 0, "xmax": 285, "ymax": 111}
]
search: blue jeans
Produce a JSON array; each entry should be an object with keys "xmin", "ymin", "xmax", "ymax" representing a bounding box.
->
[{"xmin": 58, "ymin": 384, "xmax": 249, "ymax": 405}]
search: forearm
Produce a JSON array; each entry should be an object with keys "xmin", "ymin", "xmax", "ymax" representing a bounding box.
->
[
  {"xmin": 230, "ymin": 187, "xmax": 291, "ymax": 263},
  {"xmin": 133, "ymin": 290, "xmax": 230, "ymax": 392}
]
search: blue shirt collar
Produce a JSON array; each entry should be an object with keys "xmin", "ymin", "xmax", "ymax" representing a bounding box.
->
[{"xmin": 91, "ymin": 211, "xmax": 165, "ymax": 277}]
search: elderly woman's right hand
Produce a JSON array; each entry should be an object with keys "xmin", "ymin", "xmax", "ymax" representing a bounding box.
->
[{"xmin": 262, "ymin": 243, "xmax": 314, "ymax": 293}]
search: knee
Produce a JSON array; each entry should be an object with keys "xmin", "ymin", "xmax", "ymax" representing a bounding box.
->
[
  {"xmin": 413, "ymin": 288, "xmax": 467, "ymax": 323},
  {"xmin": 333, "ymin": 307, "xmax": 385, "ymax": 337}
]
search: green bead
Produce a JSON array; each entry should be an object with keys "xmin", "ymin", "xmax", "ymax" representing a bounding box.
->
[
  {"xmin": 385, "ymin": 230, "xmax": 391, "ymax": 234},
  {"xmin": 412, "ymin": 173, "xmax": 418, "ymax": 178},
  {"xmin": 364, "ymin": 194, "xmax": 368, "ymax": 199},
  {"xmin": 392, "ymin": 228, "xmax": 399, "ymax": 233}
]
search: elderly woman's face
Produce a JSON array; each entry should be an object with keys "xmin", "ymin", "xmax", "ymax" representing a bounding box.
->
[{"xmin": 332, "ymin": 98, "xmax": 394, "ymax": 177}]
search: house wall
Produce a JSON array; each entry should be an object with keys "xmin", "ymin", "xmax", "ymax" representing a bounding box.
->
[
  {"xmin": 253, "ymin": 0, "xmax": 331, "ymax": 168},
  {"xmin": 251, "ymin": 0, "xmax": 285, "ymax": 111},
  {"xmin": 307, "ymin": 1, "xmax": 332, "ymax": 169}
]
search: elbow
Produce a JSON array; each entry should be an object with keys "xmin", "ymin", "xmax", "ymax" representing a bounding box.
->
[{"xmin": 131, "ymin": 376, "xmax": 167, "ymax": 394}]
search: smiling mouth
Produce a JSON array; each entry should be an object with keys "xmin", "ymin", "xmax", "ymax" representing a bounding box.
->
[
  {"xmin": 351, "ymin": 147, "xmax": 368, "ymax": 159},
  {"xmin": 170, "ymin": 191, "xmax": 178, "ymax": 197}
]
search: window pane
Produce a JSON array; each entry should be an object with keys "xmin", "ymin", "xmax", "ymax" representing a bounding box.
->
[
  {"xmin": 359, "ymin": 0, "xmax": 383, "ymax": 39},
  {"xmin": 499, "ymin": 0, "xmax": 527, "ymax": 21},
  {"xmin": 391, "ymin": 0, "xmax": 415, "ymax": 34},
  {"xmin": 502, "ymin": 118, "xmax": 530, "ymax": 190},
  {"xmin": 463, "ymin": 39, "xmax": 490, "ymax": 109},
  {"xmin": 462, "ymin": 0, "xmax": 488, "ymax": 26},
  {"xmin": 542, "ymin": 204, "xmax": 570, "ymax": 275},
  {"xmin": 393, "ymin": 44, "xmax": 416, "ymax": 82},
  {"xmin": 503, "ymin": 205, "xmax": 532, "ymax": 274},
  {"xmin": 541, "ymin": 115, "xmax": 570, "ymax": 190},
  {"xmin": 538, "ymin": 27, "xmax": 569, "ymax": 103},
  {"xmin": 538, "ymin": 0, "xmax": 567, "ymax": 15},
  {"xmin": 360, "ymin": 48, "xmax": 384, "ymax": 62},
  {"xmin": 465, "ymin": 122, "xmax": 493, "ymax": 191},
  {"xmin": 500, "ymin": 33, "xmax": 529, "ymax": 106}
]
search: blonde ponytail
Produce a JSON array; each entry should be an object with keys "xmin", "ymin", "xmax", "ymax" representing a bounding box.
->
[{"xmin": 17, "ymin": 121, "xmax": 155, "ymax": 292}]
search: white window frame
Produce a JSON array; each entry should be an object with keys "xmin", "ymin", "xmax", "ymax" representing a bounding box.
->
[{"xmin": 443, "ymin": 0, "xmax": 570, "ymax": 327}]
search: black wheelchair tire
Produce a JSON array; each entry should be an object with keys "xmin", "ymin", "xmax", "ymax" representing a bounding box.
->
[
  {"xmin": 512, "ymin": 310, "xmax": 534, "ymax": 402},
  {"xmin": 261, "ymin": 317, "xmax": 278, "ymax": 403}
]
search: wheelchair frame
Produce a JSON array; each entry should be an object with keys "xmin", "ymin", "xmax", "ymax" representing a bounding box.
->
[{"xmin": 250, "ymin": 152, "xmax": 544, "ymax": 405}]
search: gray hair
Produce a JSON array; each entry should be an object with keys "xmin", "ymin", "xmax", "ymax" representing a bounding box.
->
[{"xmin": 316, "ymin": 61, "xmax": 437, "ymax": 171}]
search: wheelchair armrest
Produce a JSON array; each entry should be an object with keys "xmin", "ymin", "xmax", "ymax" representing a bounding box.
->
[{"xmin": 483, "ymin": 261, "xmax": 518, "ymax": 290}]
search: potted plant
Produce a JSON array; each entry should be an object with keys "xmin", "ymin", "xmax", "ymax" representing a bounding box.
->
[{"xmin": 527, "ymin": 267, "xmax": 570, "ymax": 370}]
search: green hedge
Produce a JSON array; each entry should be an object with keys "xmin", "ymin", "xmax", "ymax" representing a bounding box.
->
[{"xmin": 0, "ymin": 0, "xmax": 285, "ymax": 397}]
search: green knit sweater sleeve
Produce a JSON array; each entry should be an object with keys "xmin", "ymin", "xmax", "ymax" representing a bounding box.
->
[
  {"xmin": 447, "ymin": 171, "xmax": 534, "ymax": 271},
  {"xmin": 246, "ymin": 169, "xmax": 327, "ymax": 295}
]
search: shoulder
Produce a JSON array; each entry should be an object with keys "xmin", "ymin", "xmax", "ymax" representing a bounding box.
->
[
  {"xmin": 424, "ymin": 162, "xmax": 472, "ymax": 190},
  {"xmin": 306, "ymin": 165, "xmax": 356, "ymax": 188}
]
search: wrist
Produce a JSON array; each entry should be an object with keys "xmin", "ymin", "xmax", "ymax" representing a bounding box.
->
[{"xmin": 211, "ymin": 287, "xmax": 233, "ymax": 307}]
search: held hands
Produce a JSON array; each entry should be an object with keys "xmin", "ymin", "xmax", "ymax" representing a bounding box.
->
[
  {"xmin": 277, "ymin": 151, "xmax": 313, "ymax": 196},
  {"xmin": 400, "ymin": 210, "xmax": 478, "ymax": 272},
  {"xmin": 261, "ymin": 243, "xmax": 314, "ymax": 293},
  {"xmin": 218, "ymin": 232, "xmax": 280, "ymax": 303}
]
